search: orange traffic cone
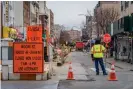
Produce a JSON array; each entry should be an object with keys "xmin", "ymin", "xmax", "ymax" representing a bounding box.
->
[
  {"xmin": 67, "ymin": 62, "xmax": 74, "ymax": 80},
  {"xmin": 108, "ymin": 62, "xmax": 118, "ymax": 81}
]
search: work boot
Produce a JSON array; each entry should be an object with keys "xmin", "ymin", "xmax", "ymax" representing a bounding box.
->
[
  {"xmin": 103, "ymin": 73, "xmax": 108, "ymax": 76},
  {"xmin": 96, "ymin": 73, "xmax": 99, "ymax": 75}
]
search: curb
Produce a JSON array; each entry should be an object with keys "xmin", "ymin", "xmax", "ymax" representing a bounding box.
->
[
  {"xmin": 107, "ymin": 61, "xmax": 133, "ymax": 72},
  {"xmin": 59, "ymin": 78, "xmax": 96, "ymax": 82},
  {"xmin": 106, "ymin": 61, "xmax": 124, "ymax": 69}
]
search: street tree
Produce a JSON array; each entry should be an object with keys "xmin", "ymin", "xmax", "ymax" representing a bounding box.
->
[
  {"xmin": 59, "ymin": 30, "xmax": 71, "ymax": 45},
  {"xmin": 95, "ymin": 7, "xmax": 119, "ymax": 35},
  {"xmin": 86, "ymin": 10, "xmax": 95, "ymax": 39}
]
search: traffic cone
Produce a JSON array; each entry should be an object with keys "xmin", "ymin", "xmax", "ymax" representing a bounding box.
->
[
  {"xmin": 67, "ymin": 62, "xmax": 74, "ymax": 80},
  {"xmin": 108, "ymin": 62, "xmax": 118, "ymax": 81}
]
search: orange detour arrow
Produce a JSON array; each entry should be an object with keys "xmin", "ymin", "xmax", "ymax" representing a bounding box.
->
[
  {"xmin": 108, "ymin": 62, "xmax": 118, "ymax": 81},
  {"xmin": 67, "ymin": 62, "xmax": 74, "ymax": 80}
]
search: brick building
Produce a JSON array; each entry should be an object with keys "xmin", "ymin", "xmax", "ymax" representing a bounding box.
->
[
  {"xmin": 30, "ymin": 1, "xmax": 39, "ymax": 25},
  {"xmin": 67, "ymin": 29, "xmax": 81, "ymax": 41},
  {"xmin": 23, "ymin": 1, "xmax": 30, "ymax": 26}
]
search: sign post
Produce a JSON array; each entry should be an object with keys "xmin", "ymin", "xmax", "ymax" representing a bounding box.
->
[{"xmin": 103, "ymin": 33, "xmax": 111, "ymax": 68}]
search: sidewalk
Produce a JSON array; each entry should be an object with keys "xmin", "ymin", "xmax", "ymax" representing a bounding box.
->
[
  {"xmin": 106, "ymin": 57, "xmax": 133, "ymax": 71},
  {"xmin": 52, "ymin": 52, "xmax": 90, "ymax": 81}
]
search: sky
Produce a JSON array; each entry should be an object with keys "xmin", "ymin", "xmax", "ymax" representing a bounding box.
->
[{"xmin": 47, "ymin": 1, "xmax": 98, "ymax": 30}]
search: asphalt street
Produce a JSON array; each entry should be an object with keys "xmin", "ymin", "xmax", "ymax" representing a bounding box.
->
[
  {"xmin": 1, "ymin": 51, "xmax": 133, "ymax": 89},
  {"xmin": 58, "ymin": 51, "xmax": 133, "ymax": 89}
]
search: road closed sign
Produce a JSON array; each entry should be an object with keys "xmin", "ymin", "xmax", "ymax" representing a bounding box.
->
[{"xmin": 13, "ymin": 42, "xmax": 44, "ymax": 74}]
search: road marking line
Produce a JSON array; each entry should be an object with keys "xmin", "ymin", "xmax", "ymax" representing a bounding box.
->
[
  {"xmin": 90, "ymin": 68, "xmax": 96, "ymax": 72},
  {"xmin": 106, "ymin": 68, "xmax": 111, "ymax": 72}
]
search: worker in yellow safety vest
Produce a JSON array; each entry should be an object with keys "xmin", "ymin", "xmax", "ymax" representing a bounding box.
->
[{"xmin": 91, "ymin": 38, "xmax": 107, "ymax": 75}]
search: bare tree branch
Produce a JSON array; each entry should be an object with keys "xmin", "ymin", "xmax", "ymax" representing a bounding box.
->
[
  {"xmin": 59, "ymin": 30, "xmax": 71, "ymax": 44},
  {"xmin": 95, "ymin": 7, "xmax": 119, "ymax": 34}
]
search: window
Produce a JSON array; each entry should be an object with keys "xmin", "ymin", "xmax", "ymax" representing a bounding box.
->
[
  {"xmin": 118, "ymin": 19, "xmax": 120, "ymax": 30},
  {"xmin": 23, "ymin": 10, "xmax": 26, "ymax": 17},
  {"xmin": 121, "ymin": 5, "xmax": 123, "ymax": 11},
  {"xmin": 125, "ymin": 1, "xmax": 129, "ymax": 8},
  {"xmin": 131, "ymin": 1, "xmax": 133, "ymax": 4},
  {"xmin": 2, "ymin": 1, "xmax": 6, "ymax": 6},
  {"xmin": 132, "ymin": 13, "xmax": 133, "ymax": 26},
  {"xmin": 25, "ymin": 1, "xmax": 29, "ymax": 6},
  {"xmin": 9, "ymin": 4, "xmax": 12, "ymax": 10},
  {"xmin": 120, "ymin": 18, "xmax": 124, "ymax": 28}
]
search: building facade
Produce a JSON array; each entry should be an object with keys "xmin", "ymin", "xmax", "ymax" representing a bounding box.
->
[
  {"xmin": 39, "ymin": 1, "xmax": 48, "ymax": 38},
  {"xmin": 121, "ymin": 1, "xmax": 133, "ymax": 17},
  {"xmin": 113, "ymin": 1, "xmax": 133, "ymax": 61},
  {"xmin": 82, "ymin": 28, "xmax": 88, "ymax": 41},
  {"xmin": 94, "ymin": 1, "xmax": 121, "ymax": 36},
  {"xmin": 54, "ymin": 24, "xmax": 63, "ymax": 42},
  {"xmin": 67, "ymin": 29, "xmax": 81, "ymax": 41},
  {"xmin": 23, "ymin": 1, "xmax": 30, "ymax": 27},
  {"xmin": 2, "ymin": 1, "xmax": 15, "ymax": 27},
  {"xmin": 50, "ymin": 10, "xmax": 54, "ymax": 36},
  {"xmin": 39, "ymin": 1, "xmax": 46, "ymax": 15},
  {"xmin": 91, "ymin": 22, "xmax": 97, "ymax": 40},
  {"xmin": 30, "ymin": 1, "xmax": 39, "ymax": 25},
  {"xmin": 94, "ymin": 1, "xmax": 133, "ymax": 62},
  {"xmin": 86, "ymin": 16, "xmax": 92, "ymax": 39},
  {"xmin": 13, "ymin": 1, "xmax": 30, "ymax": 40}
]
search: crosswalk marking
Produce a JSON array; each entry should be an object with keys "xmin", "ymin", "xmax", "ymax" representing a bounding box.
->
[{"xmin": 90, "ymin": 68, "xmax": 111, "ymax": 73}]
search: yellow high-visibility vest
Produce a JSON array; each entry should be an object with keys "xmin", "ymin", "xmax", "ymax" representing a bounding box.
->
[{"xmin": 91, "ymin": 44, "xmax": 106, "ymax": 58}]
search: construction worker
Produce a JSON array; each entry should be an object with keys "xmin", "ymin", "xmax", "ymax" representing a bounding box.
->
[{"xmin": 91, "ymin": 38, "xmax": 107, "ymax": 75}]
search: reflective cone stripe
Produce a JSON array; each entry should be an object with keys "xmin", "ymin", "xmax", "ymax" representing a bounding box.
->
[
  {"xmin": 69, "ymin": 67, "xmax": 72, "ymax": 72},
  {"xmin": 111, "ymin": 64, "xmax": 115, "ymax": 70}
]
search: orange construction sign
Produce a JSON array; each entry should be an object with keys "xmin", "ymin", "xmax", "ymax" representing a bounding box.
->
[
  {"xmin": 27, "ymin": 26, "xmax": 42, "ymax": 42},
  {"xmin": 13, "ymin": 42, "xmax": 44, "ymax": 74}
]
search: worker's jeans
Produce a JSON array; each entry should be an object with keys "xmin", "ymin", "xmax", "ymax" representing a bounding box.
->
[{"xmin": 94, "ymin": 58, "xmax": 107, "ymax": 75}]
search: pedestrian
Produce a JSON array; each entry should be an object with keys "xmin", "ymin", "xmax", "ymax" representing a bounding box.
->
[{"xmin": 90, "ymin": 38, "xmax": 107, "ymax": 75}]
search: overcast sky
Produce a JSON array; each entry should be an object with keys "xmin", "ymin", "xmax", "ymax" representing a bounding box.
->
[{"xmin": 47, "ymin": 1, "xmax": 98, "ymax": 30}]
